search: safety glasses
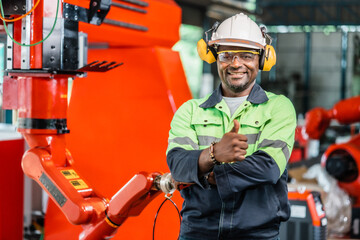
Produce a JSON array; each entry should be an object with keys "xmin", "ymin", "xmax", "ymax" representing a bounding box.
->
[{"xmin": 217, "ymin": 50, "xmax": 260, "ymax": 64}]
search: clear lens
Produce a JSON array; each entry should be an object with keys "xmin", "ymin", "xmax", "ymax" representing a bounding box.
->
[{"xmin": 218, "ymin": 51, "xmax": 258, "ymax": 63}]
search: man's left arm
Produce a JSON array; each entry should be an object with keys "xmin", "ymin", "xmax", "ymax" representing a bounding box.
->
[{"xmin": 213, "ymin": 96, "xmax": 296, "ymax": 199}]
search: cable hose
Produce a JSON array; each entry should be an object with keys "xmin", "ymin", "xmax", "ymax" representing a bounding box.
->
[
  {"xmin": 0, "ymin": 0, "xmax": 60, "ymax": 47},
  {"xmin": 152, "ymin": 197, "xmax": 181, "ymax": 240}
]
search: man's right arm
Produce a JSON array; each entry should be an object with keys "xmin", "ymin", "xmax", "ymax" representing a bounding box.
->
[{"xmin": 166, "ymin": 101, "xmax": 206, "ymax": 186}]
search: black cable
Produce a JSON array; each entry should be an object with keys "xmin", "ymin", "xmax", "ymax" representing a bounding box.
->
[{"xmin": 152, "ymin": 197, "xmax": 181, "ymax": 240}]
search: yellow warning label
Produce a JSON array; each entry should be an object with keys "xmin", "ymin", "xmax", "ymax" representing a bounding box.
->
[
  {"xmin": 69, "ymin": 179, "xmax": 89, "ymax": 190},
  {"xmin": 61, "ymin": 169, "xmax": 80, "ymax": 179}
]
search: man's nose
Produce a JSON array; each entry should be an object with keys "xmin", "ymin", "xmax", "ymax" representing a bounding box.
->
[{"xmin": 231, "ymin": 55, "xmax": 243, "ymax": 66}]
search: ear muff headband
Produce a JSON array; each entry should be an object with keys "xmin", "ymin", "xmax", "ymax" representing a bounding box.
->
[
  {"xmin": 197, "ymin": 39, "xmax": 217, "ymax": 64},
  {"xmin": 260, "ymin": 45, "xmax": 276, "ymax": 71}
]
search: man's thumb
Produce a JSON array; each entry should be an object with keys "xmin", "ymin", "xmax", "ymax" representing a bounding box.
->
[{"xmin": 230, "ymin": 119, "xmax": 240, "ymax": 133}]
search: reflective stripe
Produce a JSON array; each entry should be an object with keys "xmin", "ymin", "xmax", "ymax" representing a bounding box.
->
[
  {"xmin": 198, "ymin": 135, "xmax": 221, "ymax": 146},
  {"xmin": 168, "ymin": 137, "xmax": 199, "ymax": 150},
  {"xmin": 258, "ymin": 139, "xmax": 290, "ymax": 161},
  {"xmin": 197, "ymin": 133, "xmax": 259, "ymax": 146},
  {"xmin": 245, "ymin": 132, "xmax": 260, "ymax": 145}
]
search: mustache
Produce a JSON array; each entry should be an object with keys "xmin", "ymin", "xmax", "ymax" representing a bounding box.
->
[{"xmin": 228, "ymin": 66, "xmax": 244, "ymax": 72}]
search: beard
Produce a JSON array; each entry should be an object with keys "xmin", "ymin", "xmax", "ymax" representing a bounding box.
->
[
  {"xmin": 224, "ymin": 77, "xmax": 253, "ymax": 93},
  {"xmin": 221, "ymin": 65, "xmax": 256, "ymax": 93}
]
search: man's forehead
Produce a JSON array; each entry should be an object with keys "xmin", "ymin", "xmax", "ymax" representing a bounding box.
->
[{"xmin": 217, "ymin": 45, "xmax": 257, "ymax": 52}]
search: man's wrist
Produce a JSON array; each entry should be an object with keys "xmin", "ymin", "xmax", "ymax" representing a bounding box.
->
[{"xmin": 209, "ymin": 142, "xmax": 221, "ymax": 165}]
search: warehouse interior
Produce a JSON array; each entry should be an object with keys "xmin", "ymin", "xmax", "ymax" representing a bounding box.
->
[{"xmin": 1, "ymin": 0, "xmax": 360, "ymax": 239}]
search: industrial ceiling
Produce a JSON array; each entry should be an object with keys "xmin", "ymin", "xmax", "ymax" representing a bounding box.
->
[{"xmin": 175, "ymin": 0, "xmax": 360, "ymax": 27}]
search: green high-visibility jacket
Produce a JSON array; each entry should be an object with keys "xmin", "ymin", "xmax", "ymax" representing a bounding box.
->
[{"xmin": 166, "ymin": 83, "xmax": 296, "ymax": 239}]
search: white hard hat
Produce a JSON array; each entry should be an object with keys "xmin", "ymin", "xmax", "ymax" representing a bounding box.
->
[{"xmin": 208, "ymin": 13, "xmax": 266, "ymax": 50}]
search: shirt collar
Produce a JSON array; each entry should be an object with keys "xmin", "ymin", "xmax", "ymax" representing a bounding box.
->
[{"xmin": 199, "ymin": 83, "xmax": 269, "ymax": 108}]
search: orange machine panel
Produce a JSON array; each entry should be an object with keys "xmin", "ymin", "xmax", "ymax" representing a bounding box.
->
[
  {"xmin": 0, "ymin": 138, "xmax": 24, "ymax": 240},
  {"xmin": 44, "ymin": 45, "xmax": 192, "ymax": 239},
  {"xmin": 66, "ymin": 0, "xmax": 181, "ymax": 48}
]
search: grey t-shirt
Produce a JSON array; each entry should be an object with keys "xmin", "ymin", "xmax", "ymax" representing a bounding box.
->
[{"xmin": 223, "ymin": 95, "xmax": 248, "ymax": 117}]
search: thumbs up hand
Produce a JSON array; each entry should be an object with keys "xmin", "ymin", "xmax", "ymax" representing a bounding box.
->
[
  {"xmin": 213, "ymin": 120, "xmax": 248, "ymax": 163},
  {"xmin": 230, "ymin": 118, "xmax": 240, "ymax": 133}
]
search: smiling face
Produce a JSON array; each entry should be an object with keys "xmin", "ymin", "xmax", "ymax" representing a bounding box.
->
[{"xmin": 217, "ymin": 45, "xmax": 260, "ymax": 97}]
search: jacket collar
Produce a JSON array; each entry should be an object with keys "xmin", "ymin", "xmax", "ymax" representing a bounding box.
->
[{"xmin": 199, "ymin": 83, "xmax": 269, "ymax": 108}]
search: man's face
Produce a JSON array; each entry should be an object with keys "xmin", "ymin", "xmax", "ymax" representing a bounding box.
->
[{"xmin": 217, "ymin": 45, "xmax": 260, "ymax": 97}]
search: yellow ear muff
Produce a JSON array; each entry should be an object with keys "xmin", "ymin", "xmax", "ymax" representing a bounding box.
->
[
  {"xmin": 261, "ymin": 45, "xmax": 276, "ymax": 71},
  {"xmin": 197, "ymin": 39, "xmax": 216, "ymax": 64}
]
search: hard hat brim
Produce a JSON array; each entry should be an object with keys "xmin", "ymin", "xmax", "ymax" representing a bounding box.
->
[{"xmin": 209, "ymin": 38, "xmax": 265, "ymax": 50}]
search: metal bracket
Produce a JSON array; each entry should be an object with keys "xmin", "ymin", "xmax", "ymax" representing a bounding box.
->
[
  {"xmin": 1, "ymin": 0, "xmax": 26, "ymax": 16},
  {"xmin": 88, "ymin": 0, "xmax": 111, "ymax": 24},
  {"xmin": 63, "ymin": 3, "xmax": 148, "ymax": 31},
  {"xmin": 77, "ymin": 60, "xmax": 123, "ymax": 72}
]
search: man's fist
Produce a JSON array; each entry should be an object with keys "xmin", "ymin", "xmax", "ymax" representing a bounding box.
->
[{"xmin": 213, "ymin": 120, "xmax": 248, "ymax": 163}]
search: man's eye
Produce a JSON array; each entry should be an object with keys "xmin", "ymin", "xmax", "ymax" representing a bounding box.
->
[
  {"xmin": 242, "ymin": 53, "xmax": 254, "ymax": 59},
  {"xmin": 222, "ymin": 53, "xmax": 232, "ymax": 60}
]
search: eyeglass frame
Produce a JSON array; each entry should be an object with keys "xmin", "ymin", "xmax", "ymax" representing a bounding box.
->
[{"xmin": 216, "ymin": 50, "xmax": 260, "ymax": 64}]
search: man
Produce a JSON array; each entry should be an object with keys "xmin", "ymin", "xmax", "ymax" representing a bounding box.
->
[{"xmin": 167, "ymin": 13, "xmax": 296, "ymax": 240}]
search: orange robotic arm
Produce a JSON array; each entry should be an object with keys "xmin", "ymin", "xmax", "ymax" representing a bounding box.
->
[
  {"xmin": 304, "ymin": 96, "xmax": 360, "ymax": 139},
  {"xmin": 303, "ymin": 96, "xmax": 360, "ymax": 206},
  {"xmin": 322, "ymin": 135, "xmax": 360, "ymax": 206},
  {"xmin": 1, "ymin": 0, "xmax": 182, "ymax": 238},
  {"xmin": 3, "ymin": 73, "xmax": 175, "ymax": 237}
]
